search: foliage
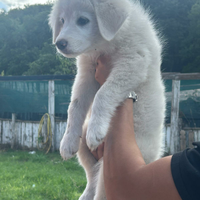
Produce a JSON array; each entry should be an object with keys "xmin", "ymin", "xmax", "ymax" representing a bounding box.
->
[
  {"xmin": 142, "ymin": 0, "xmax": 199, "ymax": 72},
  {"xmin": 0, "ymin": 4, "xmax": 76, "ymax": 76},
  {"xmin": 0, "ymin": 1, "xmax": 200, "ymax": 75},
  {"xmin": 0, "ymin": 150, "xmax": 86, "ymax": 200},
  {"xmin": 181, "ymin": 0, "xmax": 200, "ymax": 72}
]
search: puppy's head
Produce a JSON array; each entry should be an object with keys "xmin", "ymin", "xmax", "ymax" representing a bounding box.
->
[{"xmin": 49, "ymin": 0, "xmax": 130, "ymax": 57}]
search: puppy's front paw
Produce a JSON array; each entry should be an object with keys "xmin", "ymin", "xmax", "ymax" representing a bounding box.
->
[
  {"xmin": 86, "ymin": 119, "xmax": 106, "ymax": 151},
  {"xmin": 60, "ymin": 134, "xmax": 80, "ymax": 160},
  {"xmin": 79, "ymin": 190, "xmax": 95, "ymax": 200}
]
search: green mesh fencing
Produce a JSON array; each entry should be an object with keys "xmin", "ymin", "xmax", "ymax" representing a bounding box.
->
[
  {"xmin": 0, "ymin": 77, "xmax": 200, "ymax": 127},
  {"xmin": 0, "ymin": 81, "xmax": 48, "ymax": 120},
  {"xmin": 55, "ymin": 80, "xmax": 73, "ymax": 121},
  {"xmin": 0, "ymin": 78, "xmax": 73, "ymax": 121},
  {"xmin": 165, "ymin": 80, "xmax": 200, "ymax": 127}
]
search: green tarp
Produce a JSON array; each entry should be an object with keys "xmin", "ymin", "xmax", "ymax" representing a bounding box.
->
[{"xmin": 0, "ymin": 78, "xmax": 200, "ymax": 127}]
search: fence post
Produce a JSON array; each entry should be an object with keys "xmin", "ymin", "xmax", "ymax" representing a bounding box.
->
[
  {"xmin": 11, "ymin": 113, "xmax": 16, "ymax": 149},
  {"xmin": 48, "ymin": 80, "xmax": 55, "ymax": 152},
  {"xmin": 170, "ymin": 80, "xmax": 180, "ymax": 154}
]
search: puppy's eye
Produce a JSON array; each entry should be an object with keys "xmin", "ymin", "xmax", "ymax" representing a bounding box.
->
[
  {"xmin": 77, "ymin": 17, "xmax": 90, "ymax": 26},
  {"xmin": 61, "ymin": 18, "xmax": 65, "ymax": 24}
]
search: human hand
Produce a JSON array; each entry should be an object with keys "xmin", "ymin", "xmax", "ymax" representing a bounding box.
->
[
  {"xmin": 91, "ymin": 142, "xmax": 104, "ymax": 161},
  {"xmin": 95, "ymin": 55, "xmax": 111, "ymax": 86}
]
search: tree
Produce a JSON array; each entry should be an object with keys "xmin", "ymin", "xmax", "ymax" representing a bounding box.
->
[
  {"xmin": 0, "ymin": 1, "xmax": 200, "ymax": 75},
  {"xmin": 142, "ymin": 0, "xmax": 197, "ymax": 72},
  {"xmin": 181, "ymin": 0, "xmax": 200, "ymax": 72},
  {"xmin": 0, "ymin": 4, "xmax": 76, "ymax": 76},
  {"xmin": 24, "ymin": 43, "xmax": 76, "ymax": 75}
]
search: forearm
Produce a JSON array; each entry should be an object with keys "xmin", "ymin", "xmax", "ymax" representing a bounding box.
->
[
  {"xmin": 104, "ymin": 99, "xmax": 145, "ymax": 177},
  {"xmin": 103, "ymin": 99, "xmax": 181, "ymax": 200},
  {"xmin": 103, "ymin": 99, "xmax": 145, "ymax": 199}
]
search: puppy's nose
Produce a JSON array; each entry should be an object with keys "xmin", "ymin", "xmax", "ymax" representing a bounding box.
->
[{"xmin": 56, "ymin": 40, "xmax": 68, "ymax": 50}]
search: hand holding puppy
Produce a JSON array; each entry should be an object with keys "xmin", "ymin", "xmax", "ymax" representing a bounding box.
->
[{"xmin": 95, "ymin": 56, "xmax": 111, "ymax": 86}]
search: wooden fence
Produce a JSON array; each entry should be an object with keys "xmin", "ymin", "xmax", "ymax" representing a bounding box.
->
[
  {"xmin": 0, "ymin": 118, "xmax": 200, "ymax": 154},
  {"xmin": 165, "ymin": 125, "xmax": 200, "ymax": 154},
  {"xmin": 0, "ymin": 118, "xmax": 66, "ymax": 151},
  {"xmin": 163, "ymin": 73, "xmax": 200, "ymax": 153},
  {"xmin": 0, "ymin": 73, "xmax": 200, "ymax": 154}
]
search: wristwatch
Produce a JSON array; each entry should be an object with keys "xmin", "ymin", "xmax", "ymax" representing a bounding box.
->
[{"xmin": 128, "ymin": 91, "xmax": 138, "ymax": 102}]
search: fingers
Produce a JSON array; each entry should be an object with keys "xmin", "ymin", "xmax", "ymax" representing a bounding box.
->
[
  {"xmin": 91, "ymin": 142, "xmax": 105, "ymax": 161},
  {"xmin": 97, "ymin": 142, "xmax": 104, "ymax": 160},
  {"xmin": 95, "ymin": 57, "xmax": 111, "ymax": 85},
  {"xmin": 95, "ymin": 60, "xmax": 104, "ymax": 85},
  {"xmin": 95, "ymin": 59, "xmax": 103, "ymax": 75},
  {"xmin": 91, "ymin": 149, "xmax": 99, "ymax": 161}
]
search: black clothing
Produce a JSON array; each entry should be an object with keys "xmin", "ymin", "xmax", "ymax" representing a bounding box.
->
[{"xmin": 171, "ymin": 142, "xmax": 200, "ymax": 200}]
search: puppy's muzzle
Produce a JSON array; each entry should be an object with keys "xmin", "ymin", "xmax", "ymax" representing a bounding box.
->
[{"xmin": 56, "ymin": 40, "xmax": 68, "ymax": 50}]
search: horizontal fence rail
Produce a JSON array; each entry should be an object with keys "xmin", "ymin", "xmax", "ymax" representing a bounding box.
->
[
  {"xmin": 162, "ymin": 73, "xmax": 200, "ymax": 80},
  {"xmin": 1, "ymin": 73, "xmax": 200, "ymax": 82},
  {"xmin": 0, "ymin": 75, "xmax": 75, "ymax": 81}
]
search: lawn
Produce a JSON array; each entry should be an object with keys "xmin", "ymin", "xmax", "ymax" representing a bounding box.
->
[{"xmin": 0, "ymin": 149, "xmax": 86, "ymax": 200}]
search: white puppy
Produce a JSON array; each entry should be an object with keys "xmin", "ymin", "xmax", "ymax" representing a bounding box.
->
[{"xmin": 49, "ymin": 0, "xmax": 166, "ymax": 199}]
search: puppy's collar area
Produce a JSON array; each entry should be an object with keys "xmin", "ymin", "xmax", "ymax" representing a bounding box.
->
[{"xmin": 128, "ymin": 91, "xmax": 138, "ymax": 102}]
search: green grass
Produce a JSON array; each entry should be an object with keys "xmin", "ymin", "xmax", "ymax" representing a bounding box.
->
[{"xmin": 0, "ymin": 149, "xmax": 86, "ymax": 200}]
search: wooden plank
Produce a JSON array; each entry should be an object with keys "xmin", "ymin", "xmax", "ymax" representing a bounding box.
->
[
  {"xmin": 43, "ymin": 116, "xmax": 48, "ymax": 146},
  {"xmin": 25, "ymin": 123, "xmax": 33, "ymax": 149},
  {"xmin": 170, "ymin": 127, "xmax": 174, "ymax": 154},
  {"xmin": 21, "ymin": 122, "xmax": 26, "ymax": 149},
  {"xmin": 189, "ymin": 131, "xmax": 194, "ymax": 148},
  {"xmin": 198, "ymin": 130, "xmax": 200, "ymax": 141},
  {"xmin": 164, "ymin": 125, "xmax": 171, "ymax": 152},
  {"xmin": 15, "ymin": 122, "xmax": 22, "ymax": 148},
  {"xmin": 55, "ymin": 121, "xmax": 66, "ymax": 150},
  {"xmin": 194, "ymin": 131, "xmax": 198, "ymax": 142},
  {"xmin": 11, "ymin": 113, "xmax": 16, "ymax": 149},
  {"xmin": 41, "ymin": 117, "xmax": 47, "ymax": 150},
  {"xmin": 33, "ymin": 123, "xmax": 39, "ymax": 149},
  {"xmin": 184, "ymin": 127, "xmax": 200, "ymax": 130},
  {"xmin": 48, "ymin": 80, "xmax": 55, "ymax": 152},
  {"xmin": 2, "ymin": 121, "xmax": 11, "ymax": 145},
  {"xmin": 167, "ymin": 126, "xmax": 171, "ymax": 150},
  {"xmin": 194, "ymin": 130, "xmax": 200, "ymax": 142},
  {"xmin": 55, "ymin": 122, "xmax": 60, "ymax": 150},
  {"xmin": 162, "ymin": 73, "xmax": 200, "ymax": 80},
  {"xmin": 185, "ymin": 130, "xmax": 189, "ymax": 148},
  {"xmin": 170, "ymin": 80, "xmax": 181, "ymax": 153},
  {"xmin": 180, "ymin": 130, "xmax": 186, "ymax": 151},
  {"xmin": 60, "ymin": 122, "xmax": 67, "ymax": 150},
  {"xmin": 0, "ymin": 74, "xmax": 75, "ymax": 82}
]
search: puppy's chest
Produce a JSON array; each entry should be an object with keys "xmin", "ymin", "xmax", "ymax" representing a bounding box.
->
[
  {"xmin": 87, "ymin": 45, "xmax": 117, "ymax": 64},
  {"xmin": 80, "ymin": 47, "xmax": 118, "ymax": 71},
  {"xmin": 80, "ymin": 52, "xmax": 102, "ymax": 71}
]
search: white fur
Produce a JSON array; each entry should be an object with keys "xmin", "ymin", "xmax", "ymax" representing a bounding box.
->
[{"xmin": 49, "ymin": 0, "xmax": 166, "ymax": 199}]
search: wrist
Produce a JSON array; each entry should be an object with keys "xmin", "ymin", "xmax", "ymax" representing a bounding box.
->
[{"xmin": 114, "ymin": 99, "xmax": 133, "ymax": 125}]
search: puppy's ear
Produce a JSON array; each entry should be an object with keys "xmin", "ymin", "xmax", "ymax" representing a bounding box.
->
[
  {"xmin": 49, "ymin": 5, "xmax": 62, "ymax": 44},
  {"xmin": 91, "ymin": 0, "xmax": 129, "ymax": 41}
]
